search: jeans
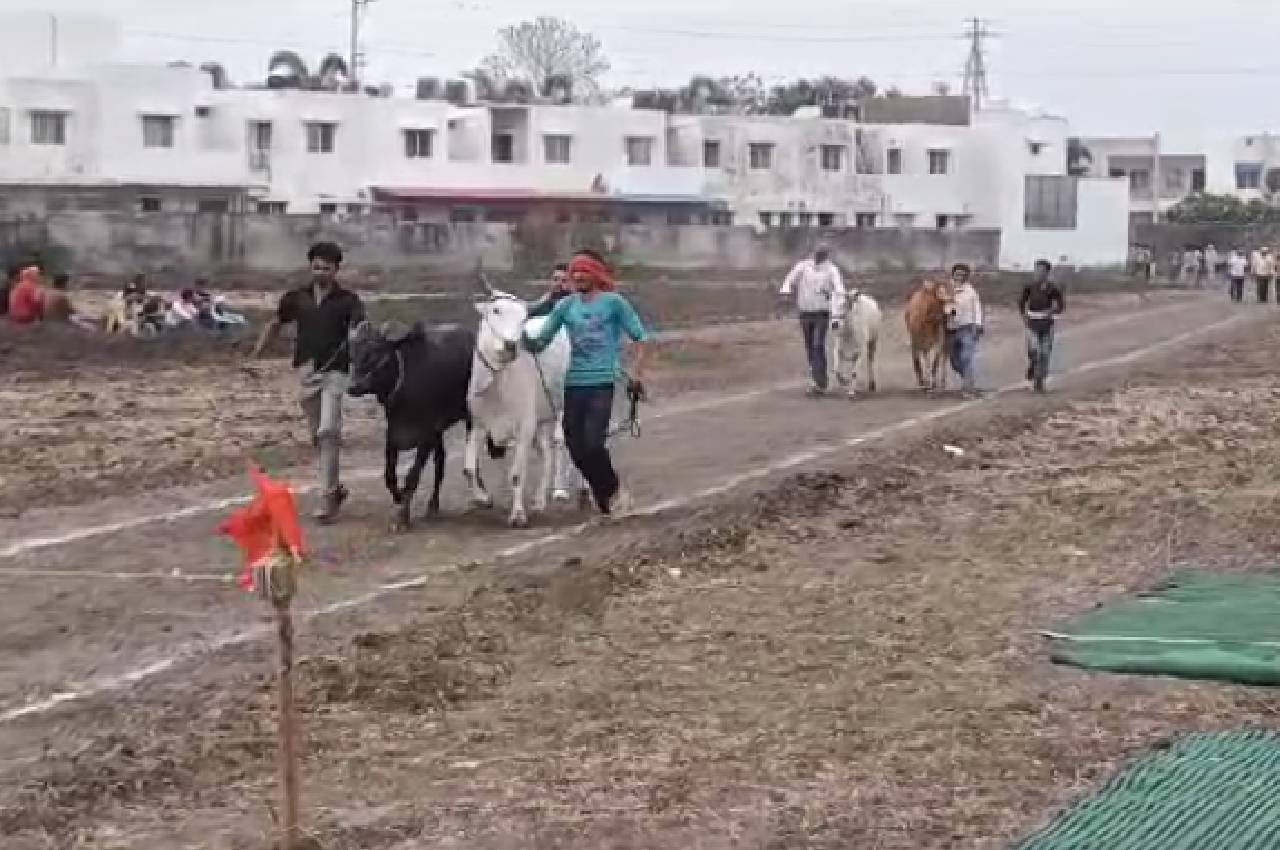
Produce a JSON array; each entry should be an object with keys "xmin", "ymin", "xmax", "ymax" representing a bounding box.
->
[
  {"xmin": 950, "ymin": 324, "xmax": 980, "ymax": 391},
  {"xmin": 563, "ymin": 385, "xmax": 619, "ymax": 513},
  {"xmin": 799, "ymin": 311, "xmax": 830, "ymax": 390},
  {"xmin": 1230, "ymin": 277, "xmax": 1245, "ymax": 303},
  {"xmin": 1257, "ymin": 276, "xmax": 1273, "ymax": 304},
  {"xmin": 299, "ymin": 365, "xmax": 349, "ymax": 497},
  {"xmin": 1026, "ymin": 324, "xmax": 1054, "ymax": 385}
]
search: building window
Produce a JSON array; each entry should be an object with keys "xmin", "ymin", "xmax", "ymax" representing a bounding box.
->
[
  {"xmin": 1129, "ymin": 169, "xmax": 1151, "ymax": 192},
  {"xmin": 710, "ymin": 211, "xmax": 734, "ymax": 226},
  {"xmin": 667, "ymin": 210, "xmax": 691, "ymax": 225},
  {"xmin": 305, "ymin": 122, "xmax": 337, "ymax": 154},
  {"xmin": 1191, "ymin": 169, "xmax": 1206, "ymax": 192},
  {"xmin": 1164, "ymin": 168, "xmax": 1185, "ymax": 193},
  {"xmin": 1024, "ymin": 175, "xmax": 1079, "ymax": 230},
  {"xmin": 818, "ymin": 212, "xmax": 835, "ymax": 227},
  {"xmin": 404, "ymin": 129, "xmax": 435, "ymax": 159},
  {"xmin": 257, "ymin": 201, "xmax": 288, "ymax": 214},
  {"xmin": 0, "ymin": 108, "xmax": 10, "ymax": 145},
  {"xmin": 347, "ymin": 204, "xmax": 365, "ymax": 216},
  {"xmin": 703, "ymin": 140, "xmax": 721, "ymax": 168},
  {"xmin": 887, "ymin": 147, "xmax": 903, "ymax": 174},
  {"xmin": 591, "ymin": 210, "xmax": 614, "ymax": 224},
  {"xmin": 778, "ymin": 212, "xmax": 793, "ymax": 227},
  {"xmin": 248, "ymin": 120, "xmax": 272, "ymax": 151},
  {"xmin": 137, "ymin": 196, "xmax": 162, "ymax": 213},
  {"xmin": 318, "ymin": 202, "xmax": 338, "ymax": 215},
  {"xmin": 625, "ymin": 136, "xmax": 654, "ymax": 166},
  {"xmin": 797, "ymin": 212, "xmax": 813, "ymax": 227},
  {"xmin": 928, "ymin": 149, "xmax": 951, "ymax": 175},
  {"xmin": 936, "ymin": 215, "xmax": 951, "ymax": 229},
  {"xmin": 30, "ymin": 110, "xmax": 67, "ymax": 145},
  {"xmin": 544, "ymin": 134, "xmax": 573, "ymax": 164},
  {"xmin": 759, "ymin": 212, "xmax": 772, "ymax": 227},
  {"xmin": 141, "ymin": 115, "xmax": 176, "ymax": 149},
  {"xmin": 855, "ymin": 213, "xmax": 877, "ymax": 228},
  {"xmin": 894, "ymin": 213, "xmax": 915, "ymax": 228},
  {"xmin": 491, "ymin": 133, "xmax": 515, "ymax": 163},
  {"xmin": 450, "ymin": 207, "xmax": 478, "ymax": 223},
  {"xmin": 749, "ymin": 142, "xmax": 774, "ymax": 170},
  {"xmin": 1236, "ymin": 163, "xmax": 1263, "ymax": 190},
  {"xmin": 198, "ymin": 198, "xmax": 229, "ymax": 213},
  {"xmin": 555, "ymin": 209, "xmax": 572, "ymax": 224},
  {"xmin": 623, "ymin": 211, "xmax": 642, "ymax": 225},
  {"xmin": 1109, "ymin": 168, "xmax": 1126, "ymax": 179},
  {"xmin": 820, "ymin": 144, "xmax": 845, "ymax": 172}
]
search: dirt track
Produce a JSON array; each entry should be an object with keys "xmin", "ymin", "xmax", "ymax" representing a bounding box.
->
[{"xmin": 0, "ymin": 289, "xmax": 1274, "ymax": 849}]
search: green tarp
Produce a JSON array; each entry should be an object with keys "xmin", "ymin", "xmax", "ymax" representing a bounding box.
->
[
  {"xmin": 1047, "ymin": 570, "xmax": 1280, "ymax": 686},
  {"xmin": 1014, "ymin": 730, "xmax": 1280, "ymax": 850}
]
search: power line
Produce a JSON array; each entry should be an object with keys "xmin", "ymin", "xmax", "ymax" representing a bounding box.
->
[
  {"xmin": 125, "ymin": 28, "xmax": 436, "ymax": 59},
  {"xmin": 593, "ymin": 24, "xmax": 959, "ymax": 44}
]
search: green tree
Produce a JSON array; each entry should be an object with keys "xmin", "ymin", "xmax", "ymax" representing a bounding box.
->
[{"xmin": 1164, "ymin": 193, "xmax": 1280, "ymax": 224}]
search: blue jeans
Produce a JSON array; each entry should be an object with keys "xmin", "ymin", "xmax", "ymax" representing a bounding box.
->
[
  {"xmin": 949, "ymin": 324, "xmax": 980, "ymax": 391},
  {"xmin": 1026, "ymin": 324, "xmax": 1054, "ymax": 383},
  {"xmin": 563, "ymin": 385, "xmax": 618, "ymax": 513},
  {"xmin": 799, "ymin": 311, "xmax": 830, "ymax": 390}
]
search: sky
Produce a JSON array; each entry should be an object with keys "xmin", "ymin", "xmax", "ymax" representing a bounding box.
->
[{"xmin": 18, "ymin": 0, "xmax": 1280, "ymax": 149}]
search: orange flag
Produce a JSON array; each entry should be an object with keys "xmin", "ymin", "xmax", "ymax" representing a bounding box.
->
[{"xmin": 218, "ymin": 466, "xmax": 305, "ymax": 591}]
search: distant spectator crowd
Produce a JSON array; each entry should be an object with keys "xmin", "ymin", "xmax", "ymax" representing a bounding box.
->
[{"xmin": 1, "ymin": 263, "xmax": 246, "ymax": 335}]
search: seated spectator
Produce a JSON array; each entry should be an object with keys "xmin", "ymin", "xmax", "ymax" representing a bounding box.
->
[
  {"xmin": 165, "ymin": 288, "xmax": 201, "ymax": 330},
  {"xmin": 42, "ymin": 273, "xmax": 97, "ymax": 330},
  {"xmin": 8, "ymin": 265, "xmax": 46, "ymax": 325}
]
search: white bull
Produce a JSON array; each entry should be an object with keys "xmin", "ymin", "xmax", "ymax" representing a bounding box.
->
[
  {"xmin": 829, "ymin": 289, "xmax": 883, "ymax": 397},
  {"xmin": 464, "ymin": 294, "xmax": 574, "ymax": 527}
]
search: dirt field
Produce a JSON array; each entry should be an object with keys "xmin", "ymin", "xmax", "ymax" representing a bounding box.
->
[{"xmin": 0, "ymin": 288, "xmax": 1273, "ymax": 849}]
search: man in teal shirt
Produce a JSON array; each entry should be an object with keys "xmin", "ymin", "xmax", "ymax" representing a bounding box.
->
[{"xmin": 528, "ymin": 251, "xmax": 650, "ymax": 516}]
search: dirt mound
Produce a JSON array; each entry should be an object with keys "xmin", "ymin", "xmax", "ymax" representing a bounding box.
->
[{"xmin": 304, "ymin": 613, "xmax": 510, "ymax": 713}]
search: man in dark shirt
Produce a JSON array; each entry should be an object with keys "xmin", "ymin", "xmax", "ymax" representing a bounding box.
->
[
  {"xmin": 1019, "ymin": 259, "xmax": 1065, "ymax": 393},
  {"xmin": 253, "ymin": 241, "xmax": 366, "ymax": 523}
]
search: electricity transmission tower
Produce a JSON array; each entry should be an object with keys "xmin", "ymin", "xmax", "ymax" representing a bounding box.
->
[{"xmin": 961, "ymin": 16, "xmax": 993, "ymax": 111}]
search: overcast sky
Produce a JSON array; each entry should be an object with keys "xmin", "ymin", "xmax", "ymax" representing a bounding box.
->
[{"xmin": 23, "ymin": 0, "xmax": 1280, "ymax": 148}]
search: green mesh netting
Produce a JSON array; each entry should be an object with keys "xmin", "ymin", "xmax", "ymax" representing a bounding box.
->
[
  {"xmin": 1013, "ymin": 730, "xmax": 1280, "ymax": 850},
  {"xmin": 1047, "ymin": 570, "xmax": 1280, "ymax": 686}
]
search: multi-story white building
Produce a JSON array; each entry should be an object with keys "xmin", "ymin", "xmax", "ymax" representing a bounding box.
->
[
  {"xmin": 1076, "ymin": 135, "xmax": 1207, "ymax": 224},
  {"xmin": 0, "ymin": 53, "xmax": 1130, "ymax": 269}
]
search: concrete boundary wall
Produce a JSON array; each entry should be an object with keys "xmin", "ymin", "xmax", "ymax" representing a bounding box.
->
[{"xmin": 1, "ymin": 212, "xmax": 1001, "ymax": 277}]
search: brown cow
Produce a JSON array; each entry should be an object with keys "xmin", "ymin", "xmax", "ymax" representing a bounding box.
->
[{"xmin": 904, "ymin": 278, "xmax": 954, "ymax": 391}]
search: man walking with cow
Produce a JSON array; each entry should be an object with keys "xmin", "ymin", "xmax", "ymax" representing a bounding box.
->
[
  {"xmin": 779, "ymin": 244, "xmax": 847, "ymax": 396},
  {"xmin": 252, "ymin": 241, "xmax": 367, "ymax": 524},
  {"xmin": 525, "ymin": 250, "xmax": 651, "ymax": 517}
]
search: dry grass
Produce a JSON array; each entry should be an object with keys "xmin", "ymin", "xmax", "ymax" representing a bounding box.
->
[{"xmin": 3, "ymin": 314, "xmax": 1277, "ymax": 850}]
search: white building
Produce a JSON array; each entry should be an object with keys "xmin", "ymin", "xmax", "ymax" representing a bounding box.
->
[
  {"xmin": 0, "ymin": 54, "xmax": 1131, "ymax": 269},
  {"xmin": 1076, "ymin": 135, "xmax": 1207, "ymax": 223}
]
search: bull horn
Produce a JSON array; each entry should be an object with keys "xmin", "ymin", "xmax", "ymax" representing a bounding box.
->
[{"xmin": 475, "ymin": 261, "xmax": 496, "ymax": 297}]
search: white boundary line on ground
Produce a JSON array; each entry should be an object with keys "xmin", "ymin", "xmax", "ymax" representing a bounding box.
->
[
  {"xmin": 0, "ymin": 308, "xmax": 1253, "ymax": 724},
  {"xmin": 0, "ymin": 300, "xmax": 1205, "ymax": 562}
]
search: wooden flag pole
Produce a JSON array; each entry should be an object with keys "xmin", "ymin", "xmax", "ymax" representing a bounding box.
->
[{"xmin": 274, "ymin": 593, "xmax": 300, "ymax": 850}]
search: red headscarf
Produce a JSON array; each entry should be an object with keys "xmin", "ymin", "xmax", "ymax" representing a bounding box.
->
[{"xmin": 567, "ymin": 253, "xmax": 616, "ymax": 291}]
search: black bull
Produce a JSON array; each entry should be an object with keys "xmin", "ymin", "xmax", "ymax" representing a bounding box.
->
[{"xmin": 348, "ymin": 321, "xmax": 476, "ymax": 530}]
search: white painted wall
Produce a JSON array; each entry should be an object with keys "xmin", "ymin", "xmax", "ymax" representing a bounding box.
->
[{"xmin": 1003, "ymin": 179, "xmax": 1130, "ymax": 269}]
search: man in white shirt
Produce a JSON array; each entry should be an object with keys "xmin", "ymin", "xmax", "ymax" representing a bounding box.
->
[
  {"xmin": 1252, "ymin": 247, "xmax": 1275, "ymax": 304},
  {"xmin": 1227, "ymin": 248, "xmax": 1248, "ymax": 303},
  {"xmin": 779, "ymin": 244, "xmax": 846, "ymax": 396},
  {"xmin": 946, "ymin": 263, "xmax": 983, "ymax": 397}
]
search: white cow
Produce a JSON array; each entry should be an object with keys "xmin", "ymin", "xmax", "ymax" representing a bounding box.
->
[
  {"xmin": 464, "ymin": 293, "xmax": 574, "ymax": 527},
  {"xmin": 829, "ymin": 289, "xmax": 883, "ymax": 397}
]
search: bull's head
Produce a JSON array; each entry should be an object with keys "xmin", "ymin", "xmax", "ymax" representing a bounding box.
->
[
  {"xmin": 474, "ymin": 295, "xmax": 529, "ymax": 369},
  {"xmin": 348, "ymin": 319, "xmax": 422, "ymax": 401}
]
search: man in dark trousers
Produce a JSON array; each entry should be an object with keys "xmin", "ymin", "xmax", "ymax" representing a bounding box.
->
[
  {"xmin": 252, "ymin": 241, "xmax": 366, "ymax": 523},
  {"xmin": 1019, "ymin": 259, "xmax": 1066, "ymax": 393}
]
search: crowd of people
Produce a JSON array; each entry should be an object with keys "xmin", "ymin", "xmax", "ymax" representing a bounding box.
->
[
  {"xmin": 1, "ymin": 263, "xmax": 246, "ymax": 334},
  {"xmin": 779, "ymin": 245, "xmax": 1065, "ymax": 399}
]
